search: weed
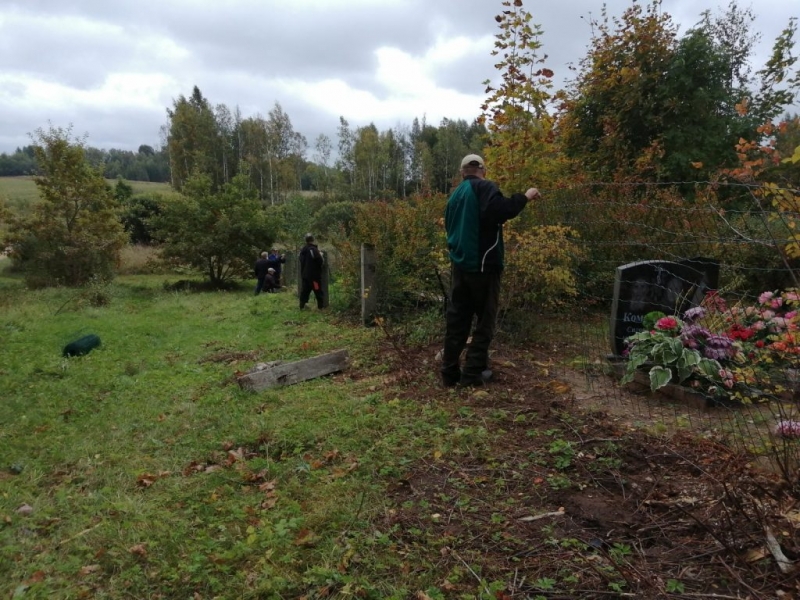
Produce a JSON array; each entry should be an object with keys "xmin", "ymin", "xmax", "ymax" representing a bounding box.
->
[
  {"xmin": 548, "ymin": 438, "xmax": 575, "ymax": 470},
  {"xmin": 666, "ymin": 579, "xmax": 686, "ymax": 593},
  {"xmin": 609, "ymin": 542, "xmax": 633, "ymax": 563},
  {"xmin": 534, "ymin": 577, "xmax": 557, "ymax": 590},
  {"xmin": 547, "ymin": 474, "xmax": 572, "ymax": 489}
]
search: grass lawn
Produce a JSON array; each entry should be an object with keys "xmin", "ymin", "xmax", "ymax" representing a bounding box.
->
[
  {"xmin": 3, "ymin": 270, "xmax": 797, "ymax": 599},
  {"xmin": 0, "ymin": 274, "xmax": 451, "ymax": 598}
]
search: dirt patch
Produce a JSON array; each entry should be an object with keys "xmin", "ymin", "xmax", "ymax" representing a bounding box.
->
[{"xmin": 378, "ymin": 339, "xmax": 800, "ymax": 599}]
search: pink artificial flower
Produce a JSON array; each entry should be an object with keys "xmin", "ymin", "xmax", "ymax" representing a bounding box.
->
[
  {"xmin": 770, "ymin": 317, "xmax": 790, "ymax": 331},
  {"xmin": 655, "ymin": 317, "xmax": 679, "ymax": 330},
  {"xmin": 785, "ymin": 311, "xmax": 797, "ymax": 320},
  {"xmin": 775, "ymin": 420, "xmax": 800, "ymax": 438},
  {"xmin": 784, "ymin": 292, "xmax": 799, "ymax": 302},
  {"xmin": 761, "ymin": 310, "xmax": 775, "ymax": 320},
  {"xmin": 759, "ymin": 291, "xmax": 775, "ymax": 305}
]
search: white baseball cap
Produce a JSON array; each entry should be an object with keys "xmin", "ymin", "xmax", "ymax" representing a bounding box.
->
[{"xmin": 460, "ymin": 154, "xmax": 484, "ymax": 168}]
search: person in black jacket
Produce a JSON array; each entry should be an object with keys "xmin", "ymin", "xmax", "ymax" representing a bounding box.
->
[
  {"xmin": 441, "ymin": 154, "xmax": 540, "ymax": 387},
  {"xmin": 267, "ymin": 249, "xmax": 286, "ymax": 287},
  {"xmin": 298, "ymin": 233, "xmax": 324, "ymax": 309},
  {"xmin": 254, "ymin": 251, "xmax": 270, "ymax": 295}
]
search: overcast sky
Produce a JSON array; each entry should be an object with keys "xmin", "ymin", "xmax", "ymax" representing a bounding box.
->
[{"xmin": 0, "ymin": 0, "xmax": 797, "ymax": 155}]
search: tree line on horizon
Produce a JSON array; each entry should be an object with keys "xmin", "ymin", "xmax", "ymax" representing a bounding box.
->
[
  {"xmin": 0, "ymin": 95, "xmax": 488, "ymax": 203},
  {"xmin": 0, "ymin": 143, "xmax": 170, "ymax": 183}
]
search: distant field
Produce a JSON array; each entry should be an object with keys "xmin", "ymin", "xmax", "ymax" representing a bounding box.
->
[{"xmin": 0, "ymin": 176, "xmax": 173, "ymax": 209}]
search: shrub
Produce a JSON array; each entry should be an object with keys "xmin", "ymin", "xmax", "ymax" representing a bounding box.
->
[
  {"xmin": 502, "ymin": 223, "xmax": 586, "ymax": 311},
  {"xmin": 332, "ymin": 195, "xmax": 448, "ymax": 314},
  {"xmin": 150, "ymin": 170, "xmax": 275, "ymax": 285},
  {"xmin": 3, "ymin": 126, "xmax": 127, "ymax": 287},
  {"xmin": 121, "ymin": 192, "xmax": 172, "ymax": 245}
]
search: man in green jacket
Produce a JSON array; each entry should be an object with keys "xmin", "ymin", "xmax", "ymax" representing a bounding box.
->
[{"xmin": 441, "ymin": 154, "xmax": 540, "ymax": 387}]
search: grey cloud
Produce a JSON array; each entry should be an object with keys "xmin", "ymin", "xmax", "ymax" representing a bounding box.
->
[
  {"xmin": 0, "ymin": 0, "xmax": 797, "ymax": 154},
  {"xmin": 0, "ymin": 100, "xmax": 165, "ymax": 153},
  {"xmin": 0, "ymin": 12, "xmax": 150, "ymax": 89}
]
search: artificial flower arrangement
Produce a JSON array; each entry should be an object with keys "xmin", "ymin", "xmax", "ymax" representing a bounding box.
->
[{"xmin": 621, "ymin": 289, "xmax": 800, "ymax": 405}]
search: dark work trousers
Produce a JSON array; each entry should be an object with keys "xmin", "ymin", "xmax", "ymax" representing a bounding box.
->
[
  {"xmin": 254, "ymin": 277, "xmax": 266, "ymax": 295},
  {"xmin": 300, "ymin": 279, "xmax": 324, "ymax": 308},
  {"xmin": 442, "ymin": 265, "xmax": 501, "ymax": 384}
]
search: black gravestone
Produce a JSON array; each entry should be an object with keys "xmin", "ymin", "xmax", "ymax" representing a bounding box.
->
[{"xmin": 609, "ymin": 258, "xmax": 719, "ymax": 357}]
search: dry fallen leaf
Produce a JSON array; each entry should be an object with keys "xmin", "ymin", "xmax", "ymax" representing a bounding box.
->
[
  {"xmin": 226, "ymin": 447, "xmax": 245, "ymax": 464},
  {"xmin": 743, "ymin": 547, "xmax": 768, "ymax": 562},
  {"xmin": 294, "ymin": 528, "xmax": 317, "ymax": 546},
  {"xmin": 784, "ymin": 510, "xmax": 800, "ymax": 525},
  {"xmin": 548, "ymin": 380, "xmax": 571, "ymax": 394},
  {"xmin": 78, "ymin": 564, "xmax": 101, "ymax": 576},
  {"xmin": 16, "ymin": 504, "xmax": 33, "ymax": 516},
  {"xmin": 136, "ymin": 473, "xmax": 157, "ymax": 488},
  {"xmin": 129, "ymin": 544, "xmax": 148, "ymax": 557},
  {"xmin": 258, "ymin": 480, "xmax": 276, "ymax": 493},
  {"xmin": 28, "ymin": 571, "xmax": 46, "ymax": 583}
]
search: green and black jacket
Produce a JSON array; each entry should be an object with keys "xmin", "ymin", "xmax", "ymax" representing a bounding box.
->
[{"xmin": 445, "ymin": 175, "xmax": 528, "ymax": 273}]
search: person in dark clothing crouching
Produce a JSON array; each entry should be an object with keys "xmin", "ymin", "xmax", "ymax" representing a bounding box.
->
[
  {"xmin": 441, "ymin": 154, "xmax": 540, "ymax": 387},
  {"xmin": 263, "ymin": 268, "xmax": 278, "ymax": 293},
  {"xmin": 298, "ymin": 233, "xmax": 324, "ymax": 309}
]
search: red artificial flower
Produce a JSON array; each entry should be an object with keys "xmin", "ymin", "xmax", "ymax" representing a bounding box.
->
[
  {"xmin": 655, "ymin": 316, "xmax": 679, "ymax": 330},
  {"xmin": 728, "ymin": 324, "xmax": 755, "ymax": 341}
]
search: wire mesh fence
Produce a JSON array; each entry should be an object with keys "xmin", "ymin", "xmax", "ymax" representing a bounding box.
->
[
  {"xmin": 280, "ymin": 246, "xmax": 353, "ymax": 309},
  {"xmin": 495, "ymin": 179, "xmax": 800, "ymax": 477}
]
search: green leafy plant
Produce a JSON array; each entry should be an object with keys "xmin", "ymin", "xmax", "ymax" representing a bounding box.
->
[
  {"xmin": 666, "ymin": 579, "xmax": 686, "ymax": 593},
  {"xmin": 621, "ymin": 312, "xmax": 725, "ymax": 392},
  {"xmin": 548, "ymin": 439, "xmax": 575, "ymax": 470}
]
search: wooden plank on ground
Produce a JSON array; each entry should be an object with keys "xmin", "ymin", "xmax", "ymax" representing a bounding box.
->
[{"xmin": 237, "ymin": 349, "xmax": 349, "ymax": 391}]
